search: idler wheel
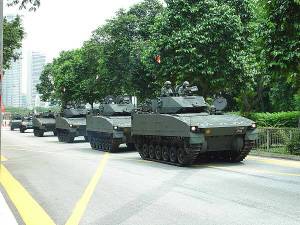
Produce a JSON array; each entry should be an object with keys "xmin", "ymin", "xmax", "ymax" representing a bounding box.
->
[
  {"xmin": 162, "ymin": 145, "xmax": 169, "ymax": 162},
  {"xmin": 169, "ymin": 146, "xmax": 178, "ymax": 163},
  {"xmin": 155, "ymin": 145, "xmax": 162, "ymax": 160},
  {"xmin": 148, "ymin": 144, "xmax": 155, "ymax": 159},
  {"xmin": 141, "ymin": 144, "xmax": 149, "ymax": 159},
  {"xmin": 177, "ymin": 146, "xmax": 190, "ymax": 165}
]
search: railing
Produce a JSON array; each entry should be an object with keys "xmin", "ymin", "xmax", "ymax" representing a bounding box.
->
[{"xmin": 254, "ymin": 128, "xmax": 300, "ymax": 153}]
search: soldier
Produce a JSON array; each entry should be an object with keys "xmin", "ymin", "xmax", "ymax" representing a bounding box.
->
[
  {"xmin": 178, "ymin": 81, "xmax": 190, "ymax": 96},
  {"xmin": 161, "ymin": 81, "xmax": 174, "ymax": 97}
]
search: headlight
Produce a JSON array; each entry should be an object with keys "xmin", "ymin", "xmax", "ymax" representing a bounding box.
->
[
  {"xmin": 113, "ymin": 126, "xmax": 118, "ymax": 130},
  {"xmin": 190, "ymin": 126, "xmax": 198, "ymax": 132},
  {"xmin": 70, "ymin": 124, "xmax": 77, "ymax": 128},
  {"xmin": 251, "ymin": 123, "xmax": 256, "ymax": 129}
]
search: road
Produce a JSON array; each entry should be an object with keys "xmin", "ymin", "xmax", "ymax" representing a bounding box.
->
[{"xmin": 1, "ymin": 128, "xmax": 300, "ymax": 225}]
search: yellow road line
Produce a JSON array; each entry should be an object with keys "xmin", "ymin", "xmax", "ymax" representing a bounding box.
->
[
  {"xmin": 0, "ymin": 165, "xmax": 56, "ymax": 225},
  {"xmin": 248, "ymin": 156, "xmax": 300, "ymax": 169},
  {"xmin": 65, "ymin": 153, "xmax": 110, "ymax": 225},
  {"xmin": 209, "ymin": 166, "xmax": 300, "ymax": 177},
  {"xmin": 1, "ymin": 155, "xmax": 7, "ymax": 161}
]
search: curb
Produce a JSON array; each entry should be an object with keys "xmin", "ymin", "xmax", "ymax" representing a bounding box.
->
[
  {"xmin": 250, "ymin": 151, "xmax": 300, "ymax": 161},
  {"xmin": 0, "ymin": 189, "xmax": 18, "ymax": 225}
]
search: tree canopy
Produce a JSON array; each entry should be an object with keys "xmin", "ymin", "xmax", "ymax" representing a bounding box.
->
[{"xmin": 38, "ymin": 0, "xmax": 300, "ymax": 113}]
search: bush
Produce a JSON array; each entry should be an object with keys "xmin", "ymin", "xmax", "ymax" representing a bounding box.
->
[{"xmin": 247, "ymin": 111, "xmax": 300, "ymax": 127}]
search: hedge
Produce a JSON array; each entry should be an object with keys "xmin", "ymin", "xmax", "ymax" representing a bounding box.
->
[{"xmin": 247, "ymin": 111, "xmax": 300, "ymax": 128}]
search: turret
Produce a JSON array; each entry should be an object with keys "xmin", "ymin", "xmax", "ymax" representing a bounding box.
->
[
  {"xmin": 99, "ymin": 96, "xmax": 135, "ymax": 116},
  {"xmin": 63, "ymin": 107, "xmax": 87, "ymax": 118}
]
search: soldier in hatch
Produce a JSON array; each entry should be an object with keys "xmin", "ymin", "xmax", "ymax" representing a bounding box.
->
[
  {"xmin": 178, "ymin": 81, "xmax": 190, "ymax": 96},
  {"xmin": 161, "ymin": 81, "xmax": 174, "ymax": 97}
]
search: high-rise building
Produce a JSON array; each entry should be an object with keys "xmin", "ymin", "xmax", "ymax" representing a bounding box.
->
[
  {"xmin": 2, "ymin": 51, "xmax": 22, "ymax": 108},
  {"xmin": 27, "ymin": 52, "xmax": 46, "ymax": 107}
]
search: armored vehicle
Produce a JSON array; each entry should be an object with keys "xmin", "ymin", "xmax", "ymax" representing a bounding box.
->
[
  {"xmin": 55, "ymin": 107, "xmax": 88, "ymax": 143},
  {"xmin": 20, "ymin": 116, "xmax": 33, "ymax": 133},
  {"xmin": 87, "ymin": 96, "xmax": 135, "ymax": 152},
  {"xmin": 32, "ymin": 112, "xmax": 57, "ymax": 137},
  {"xmin": 9, "ymin": 114, "xmax": 22, "ymax": 130},
  {"xmin": 131, "ymin": 85, "xmax": 258, "ymax": 166}
]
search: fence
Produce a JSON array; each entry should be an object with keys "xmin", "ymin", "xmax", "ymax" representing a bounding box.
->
[{"xmin": 254, "ymin": 127, "xmax": 300, "ymax": 153}]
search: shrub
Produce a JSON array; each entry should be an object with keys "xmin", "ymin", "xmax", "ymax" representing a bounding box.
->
[{"xmin": 247, "ymin": 111, "xmax": 300, "ymax": 127}]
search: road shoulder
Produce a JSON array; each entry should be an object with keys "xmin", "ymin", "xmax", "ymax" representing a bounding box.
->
[
  {"xmin": 250, "ymin": 150, "xmax": 300, "ymax": 161},
  {"xmin": 0, "ymin": 188, "xmax": 18, "ymax": 225}
]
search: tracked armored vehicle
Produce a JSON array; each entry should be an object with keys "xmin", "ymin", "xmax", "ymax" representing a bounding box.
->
[
  {"xmin": 9, "ymin": 114, "xmax": 22, "ymax": 130},
  {"xmin": 56, "ymin": 107, "xmax": 88, "ymax": 143},
  {"xmin": 20, "ymin": 116, "xmax": 33, "ymax": 133},
  {"xmin": 132, "ymin": 86, "xmax": 258, "ymax": 166},
  {"xmin": 33, "ymin": 112, "xmax": 57, "ymax": 137},
  {"xmin": 87, "ymin": 96, "xmax": 135, "ymax": 152}
]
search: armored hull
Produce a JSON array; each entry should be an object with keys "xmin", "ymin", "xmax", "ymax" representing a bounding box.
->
[
  {"xmin": 87, "ymin": 115, "xmax": 133, "ymax": 152},
  {"xmin": 10, "ymin": 119, "xmax": 21, "ymax": 130},
  {"xmin": 55, "ymin": 116, "xmax": 87, "ymax": 143},
  {"xmin": 132, "ymin": 96, "xmax": 257, "ymax": 166},
  {"xmin": 20, "ymin": 117, "xmax": 33, "ymax": 133},
  {"xmin": 86, "ymin": 96, "xmax": 135, "ymax": 152},
  {"xmin": 33, "ymin": 116, "xmax": 56, "ymax": 137}
]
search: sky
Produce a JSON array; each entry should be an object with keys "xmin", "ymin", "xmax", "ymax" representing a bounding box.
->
[{"xmin": 4, "ymin": 0, "xmax": 145, "ymax": 93}]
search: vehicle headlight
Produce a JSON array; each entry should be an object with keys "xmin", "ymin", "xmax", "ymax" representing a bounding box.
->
[
  {"xmin": 190, "ymin": 126, "xmax": 198, "ymax": 132},
  {"xmin": 250, "ymin": 123, "xmax": 256, "ymax": 129},
  {"xmin": 113, "ymin": 126, "xmax": 118, "ymax": 130}
]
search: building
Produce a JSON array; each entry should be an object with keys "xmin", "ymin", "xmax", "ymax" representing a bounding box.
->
[
  {"xmin": 27, "ymin": 51, "xmax": 46, "ymax": 107},
  {"xmin": 2, "ymin": 51, "xmax": 22, "ymax": 108}
]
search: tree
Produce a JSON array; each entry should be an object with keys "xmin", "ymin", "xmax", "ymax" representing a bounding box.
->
[
  {"xmin": 3, "ymin": 16, "xmax": 24, "ymax": 69},
  {"xmin": 92, "ymin": 0, "xmax": 163, "ymax": 99},
  {"xmin": 141, "ymin": 0, "xmax": 251, "ymax": 104},
  {"xmin": 262, "ymin": 0, "xmax": 300, "ymax": 111},
  {"xmin": 7, "ymin": 0, "xmax": 40, "ymax": 11}
]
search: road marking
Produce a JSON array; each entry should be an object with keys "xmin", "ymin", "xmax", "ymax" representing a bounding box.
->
[
  {"xmin": 209, "ymin": 166, "xmax": 300, "ymax": 177},
  {"xmin": 248, "ymin": 156, "xmax": 300, "ymax": 169},
  {"xmin": 65, "ymin": 153, "xmax": 110, "ymax": 225},
  {"xmin": 1, "ymin": 155, "xmax": 7, "ymax": 161},
  {"xmin": 0, "ymin": 165, "xmax": 56, "ymax": 225}
]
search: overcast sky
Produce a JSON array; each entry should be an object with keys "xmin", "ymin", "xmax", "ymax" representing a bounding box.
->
[
  {"xmin": 4, "ymin": 0, "xmax": 144, "ymax": 61},
  {"xmin": 4, "ymin": 0, "xmax": 148, "ymax": 93}
]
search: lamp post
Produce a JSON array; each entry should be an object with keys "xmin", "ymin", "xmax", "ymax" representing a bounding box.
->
[{"xmin": 0, "ymin": 0, "xmax": 3, "ymax": 166}]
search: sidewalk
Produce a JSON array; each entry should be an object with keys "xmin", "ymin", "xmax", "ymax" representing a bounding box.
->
[{"xmin": 0, "ymin": 189, "xmax": 18, "ymax": 225}]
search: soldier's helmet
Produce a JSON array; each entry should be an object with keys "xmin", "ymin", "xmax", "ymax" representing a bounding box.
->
[
  {"xmin": 164, "ymin": 81, "xmax": 172, "ymax": 86},
  {"xmin": 183, "ymin": 81, "xmax": 190, "ymax": 87}
]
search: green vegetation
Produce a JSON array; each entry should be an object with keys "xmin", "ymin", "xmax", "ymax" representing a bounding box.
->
[
  {"xmin": 248, "ymin": 111, "xmax": 300, "ymax": 127},
  {"xmin": 36, "ymin": 0, "xmax": 299, "ymax": 115},
  {"xmin": 3, "ymin": 16, "xmax": 24, "ymax": 70}
]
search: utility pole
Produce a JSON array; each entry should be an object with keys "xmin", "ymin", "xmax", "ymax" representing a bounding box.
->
[{"xmin": 0, "ymin": 0, "xmax": 3, "ymax": 166}]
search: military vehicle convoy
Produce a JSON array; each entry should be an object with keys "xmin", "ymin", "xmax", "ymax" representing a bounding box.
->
[
  {"xmin": 86, "ymin": 96, "xmax": 135, "ymax": 152},
  {"xmin": 20, "ymin": 116, "xmax": 33, "ymax": 133},
  {"xmin": 131, "ymin": 82, "xmax": 258, "ymax": 166},
  {"xmin": 9, "ymin": 114, "xmax": 22, "ymax": 130},
  {"xmin": 56, "ymin": 106, "xmax": 88, "ymax": 143},
  {"xmin": 32, "ymin": 112, "xmax": 57, "ymax": 137}
]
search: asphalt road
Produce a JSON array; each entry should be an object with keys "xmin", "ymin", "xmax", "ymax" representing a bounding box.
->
[{"xmin": 1, "ymin": 128, "xmax": 300, "ymax": 225}]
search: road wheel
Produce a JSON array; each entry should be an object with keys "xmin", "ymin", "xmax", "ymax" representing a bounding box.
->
[
  {"xmin": 162, "ymin": 145, "xmax": 169, "ymax": 162},
  {"xmin": 65, "ymin": 132, "xmax": 75, "ymax": 143},
  {"xmin": 38, "ymin": 129, "xmax": 44, "ymax": 137},
  {"xmin": 140, "ymin": 144, "xmax": 149, "ymax": 159},
  {"xmin": 34, "ymin": 128, "xmax": 39, "ymax": 137},
  {"xmin": 155, "ymin": 145, "xmax": 162, "ymax": 160},
  {"xmin": 57, "ymin": 131, "xmax": 63, "ymax": 142},
  {"xmin": 20, "ymin": 127, "xmax": 25, "ymax": 133},
  {"xmin": 177, "ymin": 146, "xmax": 190, "ymax": 165},
  {"xmin": 149, "ymin": 144, "xmax": 155, "ymax": 159},
  {"xmin": 10, "ymin": 127, "xmax": 14, "ymax": 131},
  {"xmin": 53, "ymin": 131, "xmax": 57, "ymax": 136},
  {"xmin": 126, "ymin": 143, "xmax": 135, "ymax": 151},
  {"xmin": 169, "ymin": 145, "xmax": 178, "ymax": 163},
  {"xmin": 84, "ymin": 136, "xmax": 89, "ymax": 142}
]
